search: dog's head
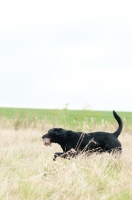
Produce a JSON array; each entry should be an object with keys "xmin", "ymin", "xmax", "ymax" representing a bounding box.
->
[{"xmin": 42, "ymin": 128, "xmax": 66, "ymax": 146}]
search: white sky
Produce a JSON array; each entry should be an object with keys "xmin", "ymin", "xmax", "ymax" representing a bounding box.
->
[{"xmin": 0, "ymin": 0, "xmax": 132, "ymax": 111}]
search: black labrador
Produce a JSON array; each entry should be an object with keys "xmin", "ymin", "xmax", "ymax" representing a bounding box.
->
[{"xmin": 42, "ymin": 111, "xmax": 123, "ymax": 160}]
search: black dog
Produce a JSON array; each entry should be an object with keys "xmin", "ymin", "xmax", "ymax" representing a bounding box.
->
[{"xmin": 42, "ymin": 111, "xmax": 123, "ymax": 160}]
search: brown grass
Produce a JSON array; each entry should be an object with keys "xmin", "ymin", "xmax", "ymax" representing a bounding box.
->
[{"xmin": 0, "ymin": 124, "xmax": 132, "ymax": 200}]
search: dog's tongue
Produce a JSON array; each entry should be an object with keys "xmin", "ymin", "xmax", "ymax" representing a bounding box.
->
[{"xmin": 43, "ymin": 138, "xmax": 51, "ymax": 146}]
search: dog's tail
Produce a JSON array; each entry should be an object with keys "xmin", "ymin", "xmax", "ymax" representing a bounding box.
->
[{"xmin": 113, "ymin": 110, "xmax": 123, "ymax": 138}]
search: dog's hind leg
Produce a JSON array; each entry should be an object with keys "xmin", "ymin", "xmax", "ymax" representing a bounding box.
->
[{"xmin": 109, "ymin": 147, "xmax": 122, "ymax": 155}]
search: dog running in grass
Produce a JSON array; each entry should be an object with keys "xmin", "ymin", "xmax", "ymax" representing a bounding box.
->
[{"xmin": 42, "ymin": 110, "xmax": 123, "ymax": 161}]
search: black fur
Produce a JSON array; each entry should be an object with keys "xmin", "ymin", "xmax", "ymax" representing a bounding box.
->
[{"xmin": 42, "ymin": 110, "xmax": 123, "ymax": 160}]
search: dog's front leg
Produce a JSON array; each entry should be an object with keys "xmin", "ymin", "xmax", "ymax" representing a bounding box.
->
[
  {"xmin": 53, "ymin": 152, "xmax": 64, "ymax": 161},
  {"xmin": 53, "ymin": 149, "xmax": 77, "ymax": 161}
]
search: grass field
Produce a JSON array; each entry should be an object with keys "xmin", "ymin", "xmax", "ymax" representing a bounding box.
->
[
  {"xmin": 0, "ymin": 107, "xmax": 132, "ymax": 130},
  {"xmin": 0, "ymin": 107, "xmax": 132, "ymax": 199}
]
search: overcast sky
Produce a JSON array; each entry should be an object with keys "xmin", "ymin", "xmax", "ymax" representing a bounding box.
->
[{"xmin": 0, "ymin": 0, "xmax": 132, "ymax": 111}]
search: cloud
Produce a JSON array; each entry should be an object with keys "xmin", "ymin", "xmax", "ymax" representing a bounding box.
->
[
  {"xmin": 1, "ymin": 0, "xmax": 132, "ymax": 31},
  {"xmin": 0, "ymin": 0, "xmax": 132, "ymax": 111},
  {"xmin": 0, "ymin": 65, "xmax": 132, "ymax": 110}
]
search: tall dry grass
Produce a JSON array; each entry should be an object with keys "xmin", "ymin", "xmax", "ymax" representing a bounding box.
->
[{"xmin": 0, "ymin": 120, "xmax": 132, "ymax": 200}]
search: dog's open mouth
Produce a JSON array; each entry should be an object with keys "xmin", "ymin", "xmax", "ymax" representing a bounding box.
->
[{"xmin": 43, "ymin": 138, "xmax": 51, "ymax": 146}]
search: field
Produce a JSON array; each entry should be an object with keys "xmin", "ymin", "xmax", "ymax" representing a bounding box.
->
[
  {"xmin": 1, "ymin": 107, "xmax": 132, "ymax": 130},
  {"xmin": 0, "ymin": 107, "xmax": 132, "ymax": 199}
]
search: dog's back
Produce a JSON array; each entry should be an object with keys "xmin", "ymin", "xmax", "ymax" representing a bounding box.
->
[{"xmin": 68, "ymin": 111, "xmax": 123, "ymax": 153}]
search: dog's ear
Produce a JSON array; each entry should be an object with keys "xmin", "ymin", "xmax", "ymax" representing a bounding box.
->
[
  {"xmin": 48, "ymin": 128, "xmax": 70, "ymax": 139},
  {"xmin": 48, "ymin": 128, "xmax": 64, "ymax": 136},
  {"xmin": 54, "ymin": 128, "xmax": 69, "ymax": 139},
  {"xmin": 56, "ymin": 129, "xmax": 73, "ymax": 139},
  {"xmin": 54, "ymin": 128, "xmax": 65, "ymax": 136}
]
